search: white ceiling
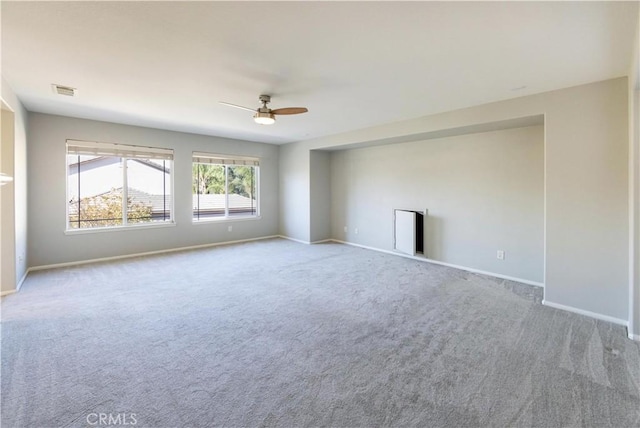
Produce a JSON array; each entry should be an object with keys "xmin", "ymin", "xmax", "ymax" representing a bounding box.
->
[{"xmin": 2, "ymin": 1, "xmax": 638, "ymax": 145}]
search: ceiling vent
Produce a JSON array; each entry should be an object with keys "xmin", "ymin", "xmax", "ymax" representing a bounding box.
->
[{"xmin": 52, "ymin": 84, "xmax": 76, "ymax": 97}]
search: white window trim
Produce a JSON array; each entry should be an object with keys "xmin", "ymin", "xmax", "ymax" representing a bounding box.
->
[
  {"xmin": 191, "ymin": 152, "xmax": 260, "ymax": 223},
  {"xmin": 64, "ymin": 221, "xmax": 176, "ymax": 235},
  {"xmin": 66, "ymin": 139, "xmax": 175, "ymax": 232},
  {"xmin": 192, "ymin": 215, "xmax": 262, "ymax": 225}
]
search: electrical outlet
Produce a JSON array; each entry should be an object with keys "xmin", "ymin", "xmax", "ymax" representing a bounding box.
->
[
  {"xmin": 497, "ymin": 250, "xmax": 505, "ymax": 260},
  {"xmin": 355, "ymin": 228, "xmax": 359, "ymax": 234},
  {"xmin": 228, "ymin": 225, "xmax": 232, "ymax": 232},
  {"xmin": 344, "ymin": 226, "xmax": 348, "ymax": 233}
]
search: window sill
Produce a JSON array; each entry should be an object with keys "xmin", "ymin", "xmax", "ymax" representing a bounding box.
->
[
  {"xmin": 192, "ymin": 216, "xmax": 261, "ymax": 225},
  {"xmin": 64, "ymin": 221, "xmax": 176, "ymax": 235}
]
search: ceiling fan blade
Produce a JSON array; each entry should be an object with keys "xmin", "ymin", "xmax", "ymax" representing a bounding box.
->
[
  {"xmin": 271, "ymin": 107, "xmax": 308, "ymax": 115},
  {"xmin": 219, "ymin": 101, "xmax": 256, "ymax": 113}
]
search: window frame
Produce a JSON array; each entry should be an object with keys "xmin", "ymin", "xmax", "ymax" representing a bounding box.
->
[
  {"xmin": 191, "ymin": 152, "xmax": 261, "ymax": 223},
  {"xmin": 65, "ymin": 139, "xmax": 175, "ymax": 233}
]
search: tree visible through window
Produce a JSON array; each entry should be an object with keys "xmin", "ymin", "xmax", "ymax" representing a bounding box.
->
[
  {"xmin": 192, "ymin": 153, "xmax": 259, "ymax": 220},
  {"xmin": 68, "ymin": 186, "xmax": 153, "ymax": 228},
  {"xmin": 67, "ymin": 141, "xmax": 173, "ymax": 230}
]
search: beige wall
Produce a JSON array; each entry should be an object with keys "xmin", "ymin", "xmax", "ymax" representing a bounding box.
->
[
  {"xmin": 631, "ymin": 86, "xmax": 639, "ymax": 339},
  {"xmin": 1, "ymin": 78, "xmax": 28, "ymax": 294},
  {"xmin": 331, "ymin": 125, "xmax": 544, "ymax": 283},
  {"xmin": 629, "ymin": 7, "xmax": 640, "ymax": 339},
  {"xmin": 1, "ymin": 107, "xmax": 16, "ymax": 292},
  {"xmin": 281, "ymin": 77, "xmax": 629, "ymax": 324}
]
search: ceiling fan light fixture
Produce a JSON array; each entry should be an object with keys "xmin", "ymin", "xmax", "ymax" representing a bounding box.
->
[{"xmin": 254, "ymin": 111, "xmax": 275, "ymax": 125}]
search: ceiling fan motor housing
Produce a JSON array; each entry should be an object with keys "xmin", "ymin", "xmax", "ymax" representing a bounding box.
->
[{"xmin": 256, "ymin": 96, "xmax": 275, "ymax": 124}]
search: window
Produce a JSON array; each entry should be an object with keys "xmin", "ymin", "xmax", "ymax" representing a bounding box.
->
[
  {"xmin": 67, "ymin": 140, "xmax": 173, "ymax": 230},
  {"xmin": 192, "ymin": 152, "xmax": 259, "ymax": 221}
]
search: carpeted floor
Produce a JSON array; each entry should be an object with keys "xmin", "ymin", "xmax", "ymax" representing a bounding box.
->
[{"xmin": 1, "ymin": 238, "xmax": 639, "ymax": 427}]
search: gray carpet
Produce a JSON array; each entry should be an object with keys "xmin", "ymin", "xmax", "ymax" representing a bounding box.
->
[{"xmin": 2, "ymin": 238, "xmax": 639, "ymax": 427}]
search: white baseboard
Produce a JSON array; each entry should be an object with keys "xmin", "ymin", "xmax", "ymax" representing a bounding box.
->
[
  {"xmin": 331, "ymin": 239, "xmax": 544, "ymax": 288},
  {"xmin": 278, "ymin": 235, "xmax": 311, "ymax": 245},
  {"xmin": 29, "ymin": 235, "xmax": 281, "ymax": 272},
  {"xmin": 311, "ymin": 239, "xmax": 332, "ymax": 244},
  {"xmin": 277, "ymin": 236, "xmax": 333, "ymax": 245},
  {"xmin": 542, "ymin": 299, "xmax": 628, "ymax": 327},
  {"xmin": 0, "ymin": 269, "xmax": 30, "ymax": 297},
  {"xmin": 629, "ymin": 333, "xmax": 640, "ymax": 341},
  {"xmin": 0, "ymin": 289, "xmax": 17, "ymax": 297}
]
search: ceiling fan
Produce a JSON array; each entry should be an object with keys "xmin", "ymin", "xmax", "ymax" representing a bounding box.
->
[{"xmin": 220, "ymin": 95, "xmax": 308, "ymax": 125}]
